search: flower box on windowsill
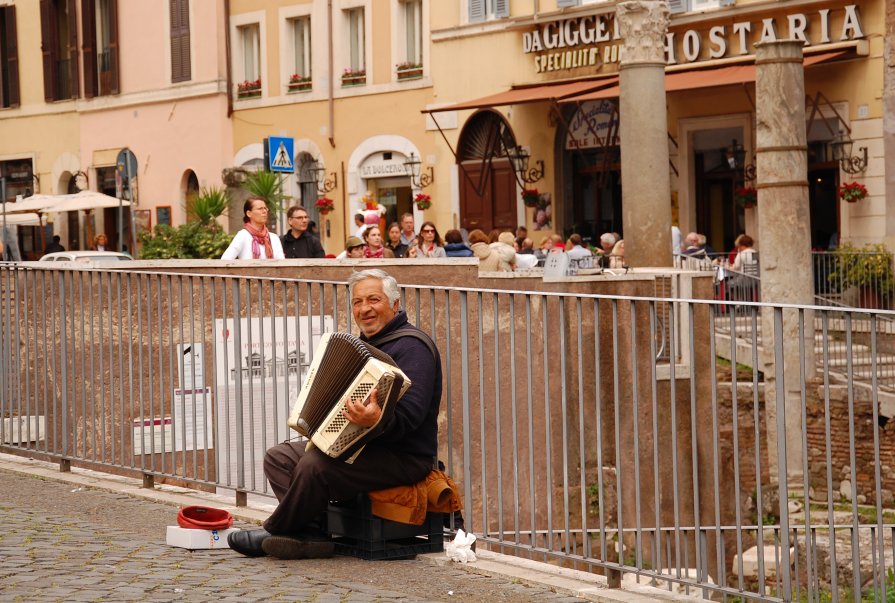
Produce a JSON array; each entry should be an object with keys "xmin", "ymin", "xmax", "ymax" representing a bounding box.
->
[
  {"xmin": 341, "ymin": 75, "xmax": 366, "ymax": 87},
  {"xmin": 2, "ymin": 415, "xmax": 46, "ymax": 444},
  {"xmin": 288, "ymin": 81, "xmax": 312, "ymax": 93},
  {"xmin": 397, "ymin": 68, "xmax": 423, "ymax": 81},
  {"xmin": 237, "ymin": 89, "xmax": 262, "ymax": 100}
]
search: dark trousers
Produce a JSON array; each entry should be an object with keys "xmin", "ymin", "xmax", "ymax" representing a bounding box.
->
[{"xmin": 262, "ymin": 440, "xmax": 433, "ymax": 535}]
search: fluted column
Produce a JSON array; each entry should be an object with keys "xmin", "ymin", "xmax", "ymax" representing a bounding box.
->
[{"xmin": 617, "ymin": 1, "xmax": 672, "ymax": 268}]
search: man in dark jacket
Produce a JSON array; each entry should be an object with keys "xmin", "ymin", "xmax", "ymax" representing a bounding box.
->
[
  {"xmin": 229, "ymin": 269, "xmax": 441, "ymax": 559},
  {"xmin": 281, "ymin": 206, "xmax": 325, "ymax": 258}
]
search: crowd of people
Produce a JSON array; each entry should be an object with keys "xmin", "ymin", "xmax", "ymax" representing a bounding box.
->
[{"xmin": 220, "ymin": 197, "xmax": 641, "ymax": 272}]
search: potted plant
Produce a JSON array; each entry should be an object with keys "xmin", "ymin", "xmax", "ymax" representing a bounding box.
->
[
  {"xmin": 521, "ymin": 188, "xmax": 540, "ymax": 207},
  {"xmin": 396, "ymin": 62, "xmax": 423, "ymax": 81},
  {"xmin": 341, "ymin": 68, "xmax": 366, "ymax": 87},
  {"xmin": 288, "ymin": 73, "xmax": 312, "ymax": 92},
  {"xmin": 414, "ymin": 193, "xmax": 431, "ymax": 211},
  {"xmin": 315, "ymin": 197, "xmax": 335, "ymax": 215},
  {"xmin": 838, "ymin": 181, "xmax": 868, "ymax": 203},
  {"xmin": 734, "ymin": 186, "xmax": 757, "ymax": 209},
  {"xmin": 831, "ymin": 242, "xmax": 894, "ymax": 309},
  {"xmin": 237, "ymin": 79, "xmax": 262, "ymax": 99}
]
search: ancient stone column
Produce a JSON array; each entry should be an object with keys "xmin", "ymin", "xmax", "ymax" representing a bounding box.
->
[
  {"xmin": 617, "ymin": 1, "xmax": 672, "ymax": 268},
  {"xmin": 755, "ymin": 41, "xmax": 815, "ymax": 486}
]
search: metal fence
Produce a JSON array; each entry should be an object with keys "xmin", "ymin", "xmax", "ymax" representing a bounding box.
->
[{"xmin": 2, "ymin": 263, "xmax": 895, "ymax": 602}]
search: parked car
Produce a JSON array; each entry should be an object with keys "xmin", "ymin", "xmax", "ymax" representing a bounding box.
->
[{"xmin": 39, "ymin": 251, "xmax": 134, "ymax": 263}]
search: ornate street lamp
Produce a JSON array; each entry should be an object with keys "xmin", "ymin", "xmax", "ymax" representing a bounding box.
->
[
  {"xmin": 403, "ymin": 152, "xmax": 434, "ymax": 189},
  {"xmin": 308, "ymin": 159, "xmax": 337, "ymax": 194},
  {"xmin": 830, "ymin": 130, "xmax": 867, "ymax": 174},
  {"xmin": 508, "ymin": 145, "xmax": 544, "ymax": 187}
]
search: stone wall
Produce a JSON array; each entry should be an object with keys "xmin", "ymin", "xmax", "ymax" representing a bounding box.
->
[{"xmin": 717, "ymin": 373, "xmax": 895, "ymax": 509}]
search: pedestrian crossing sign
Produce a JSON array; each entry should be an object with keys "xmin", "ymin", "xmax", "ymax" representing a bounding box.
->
[{"xmin": 268, "ymin": 136, "xmax": 295, "ymax": 173}]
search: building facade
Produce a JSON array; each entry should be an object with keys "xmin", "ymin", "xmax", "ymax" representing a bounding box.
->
[
  {"xmin": 226, "ymin": 0, "xmax": 435, "ymax": 253},
  {"xmin": 0, "ymin": 0, "xmax": 886, "ymax": 258},
  {"xmin": 426, "ymin": 0, "xmax": 885, "ymax": 253},
  {"xmin": 0, "ymin": 0, "xmax": 231, "ymax": 256}
]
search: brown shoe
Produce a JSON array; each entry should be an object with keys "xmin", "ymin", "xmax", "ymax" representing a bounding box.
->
[{"xmin": 262, "ymin": 535, "xmax": 336, "ymax": 560}]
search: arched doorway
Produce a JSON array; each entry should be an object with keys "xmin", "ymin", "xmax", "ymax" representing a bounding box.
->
[
  {"xmin": 184, "ymin": 170, "xmax": 200, "ymax": 221},
  {"xmin": 457, "ymin": 110, "xmax": 518, "ymax": 233}
]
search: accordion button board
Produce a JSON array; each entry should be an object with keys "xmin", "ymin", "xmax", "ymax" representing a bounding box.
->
[{"xmin": 287, "ymin": 332, "xmax": 412, "ymax": 462}]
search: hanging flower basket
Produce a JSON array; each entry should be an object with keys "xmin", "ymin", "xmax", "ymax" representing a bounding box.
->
[
  {"xmin": 287, "ymin": 74, "xmax": 312, "ymax": 93},
  {"xmin": 838, "ymin": 181, "xmax": 868, "ymax": 203},
  {"xmin": 414, "ymin": 193, "xmax": 431, "ymax": 211},
  {"xmin": 237, "ymin": 79, "xmax": 262, "ymax": 99},
  {"xmin": 521, "ymin": 189, "xmax": 540, "ymax": 208},
  {"xmin": 315, "ymin": 197, "xmax": 335, "ymax": 215},
  {"xmin": 734, "ymin": 186, "xmax": 757, "ymax": 208}
]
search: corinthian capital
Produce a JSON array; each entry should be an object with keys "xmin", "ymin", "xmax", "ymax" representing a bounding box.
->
[{"xmin": 617, "ymin": 1, "xmax": 670, "ymax": 65}]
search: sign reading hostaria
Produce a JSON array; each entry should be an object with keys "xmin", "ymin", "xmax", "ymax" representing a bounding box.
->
[{"xmin": 523, "ymin": 4, "xmax": 865, "ymax": 74}]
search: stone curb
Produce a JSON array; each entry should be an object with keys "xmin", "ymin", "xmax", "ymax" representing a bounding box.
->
[{"xmin": 0, "ymin": 451, "xmax": 693, "ymax": 602}]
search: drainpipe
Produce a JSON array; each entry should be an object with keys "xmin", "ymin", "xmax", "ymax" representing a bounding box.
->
[
  {"xmin": 328, "ymin": 0, "xmax": 335, "ymax": 148},
  {"xmin": 225, "ymin": 0, "xmax": 233, "ymax": 117}
]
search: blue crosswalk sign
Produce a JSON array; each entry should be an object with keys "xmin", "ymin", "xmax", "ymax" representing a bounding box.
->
[{"xmin": 268, "ymin": 137, "xmax": 295, "ymax": 173}]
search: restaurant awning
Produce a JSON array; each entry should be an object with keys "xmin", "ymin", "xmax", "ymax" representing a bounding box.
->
[
  {"xmin": 423, "ymin": 77, "xmax": 619, "ymax": 113},
  {"xmin": 561, "ymin": 50, "xmax": 847, "ymax": 103}
]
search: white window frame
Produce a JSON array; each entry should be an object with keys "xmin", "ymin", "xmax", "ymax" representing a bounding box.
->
[
  {"xmin": 403, "ymin": 0, "xmax": 421, "ymax": 65},
  {"xmin": 230, "ymin": 10, "xmax": 267, "ymax": 99},
  {"xmin": 291, "ymin": 17, "xmax": 311, "ymax": 80},
  {"xmin": 347, "ymin": 7, "xmax": 365, "ymax": 73},
  {"xmin": 279, "ymin": 4, "xmax": 316, "ymax": 96},
  {"xmin": 391, "ymin": 0, "xmax": 427, "ymax": 80}
]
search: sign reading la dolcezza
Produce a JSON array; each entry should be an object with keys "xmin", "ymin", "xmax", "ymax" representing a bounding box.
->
[{"xmin": 523, "ymin": 4, "xmax": 865, "ymax": 74}]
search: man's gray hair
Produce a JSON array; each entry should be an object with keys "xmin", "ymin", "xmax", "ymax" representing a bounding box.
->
[{"xmin": 347, "ymin": 269, "xmax": 401, "ymax": 305}]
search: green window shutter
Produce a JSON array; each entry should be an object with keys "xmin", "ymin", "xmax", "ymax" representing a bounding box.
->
[
  {"xmin": 557, "ymin": 0, "xmax": 581, "ymax": 7},
  {"xmin": 494, "ymin": 0, "xmax": 509, "ymax": 18}
]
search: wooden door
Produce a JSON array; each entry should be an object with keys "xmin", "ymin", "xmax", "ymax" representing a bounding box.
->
[{"xmin": 459, "ymin": 158, "xmax": 516, "ymax": 233}]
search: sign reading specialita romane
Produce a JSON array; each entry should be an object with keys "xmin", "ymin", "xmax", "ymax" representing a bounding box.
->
[{"xmin": 523, "ymin": 4, "xmax": 865, "ymax": 74}]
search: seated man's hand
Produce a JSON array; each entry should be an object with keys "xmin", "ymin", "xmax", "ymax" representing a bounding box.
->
[{"xmin": 343, "ymin": 387, "xmax": 382, "ymax": 427}]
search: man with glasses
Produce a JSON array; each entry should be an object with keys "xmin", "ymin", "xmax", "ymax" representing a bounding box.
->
[{"xmin": 281, "ymin": 205, "xmax": 325, "ymax": 259}]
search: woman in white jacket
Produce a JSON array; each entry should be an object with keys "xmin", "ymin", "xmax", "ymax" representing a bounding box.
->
[{"xmin": 221, "ymin": 198, "xmax": 285, "ymax": 260}]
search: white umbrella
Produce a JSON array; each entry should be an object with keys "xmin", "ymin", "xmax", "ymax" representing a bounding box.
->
[
  {"xmin": 1, "ymin": 213, "xmax": 43, "ymax": 225},
  {"xmin": 0, "ymin": 195, "xmax": 60, "ymax": 214},
  {"xmin": 37, "ymin": 190, "xmax": 132, "ymax": 213}
]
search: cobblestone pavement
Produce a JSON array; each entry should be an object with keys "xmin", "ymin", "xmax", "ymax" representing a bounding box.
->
[{"xmin": 0, "ymin": 470, "xmax": 585, "ymax": 603}]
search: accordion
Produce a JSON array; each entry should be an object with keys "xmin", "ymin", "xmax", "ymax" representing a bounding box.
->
[{"xmin": 287, "ymin": 332, "xmax": 412, "ymax": 461}]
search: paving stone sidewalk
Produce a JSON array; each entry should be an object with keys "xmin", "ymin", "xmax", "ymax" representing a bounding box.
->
[{"xmin": 0, "ymin": 470, "xmax": 586, "ymax": 603}]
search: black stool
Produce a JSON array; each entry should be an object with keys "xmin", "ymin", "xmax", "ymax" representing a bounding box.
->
[{"xmin": 327, "ymin": 494, "xmax": 444, "ymax": 560}]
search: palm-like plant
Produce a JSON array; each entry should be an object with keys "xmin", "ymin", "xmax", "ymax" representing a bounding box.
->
[
  {"xmin": 187, "ymin": 187, "xmax": 230, "ymax": 225},
  {"xmin": 243, "ymin": 170, "xmax": 289, "ymax": 215}
]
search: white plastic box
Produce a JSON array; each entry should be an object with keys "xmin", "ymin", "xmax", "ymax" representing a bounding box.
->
[{"xmin": 166, "ymin": 526, "xmax": 240, "ymax": 550}]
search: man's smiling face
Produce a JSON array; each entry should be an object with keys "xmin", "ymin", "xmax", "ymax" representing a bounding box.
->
[{"xmin": 351, "ymin": 278, "xmax": 398, "ymax": 337}]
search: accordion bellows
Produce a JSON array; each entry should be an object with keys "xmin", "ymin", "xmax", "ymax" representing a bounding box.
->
[{"xmin": 287, "ymin": 332, "xmax": 412, "ymax": 461}]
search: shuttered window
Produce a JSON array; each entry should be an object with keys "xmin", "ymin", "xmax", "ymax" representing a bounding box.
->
[
  {"xmin": 668, "ymin": 0, "xmax": 690, "ymax": 14},
  {"xmin": 170, "ymin": 0, "xmax": 191, "ymax": 82},
  {"xmin": 82, "ymin": 0, "xmax": 120, "ymax": 98},
  {"xmin": 469, "ymin": 0, "xmax": 508, "ymax": 23},
  {"xmin": 40, "ymin": 0, "xmax": 79, "ymax": 101},
  {"xmin": 556, "ymin": 0, "xmax": 581, "ymax": 7},
  {"xmin": 0, "ymin": 6, "xmax": 20, "ymax": 108}
]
